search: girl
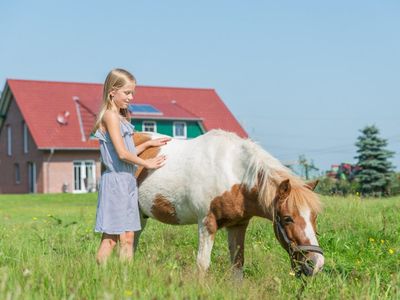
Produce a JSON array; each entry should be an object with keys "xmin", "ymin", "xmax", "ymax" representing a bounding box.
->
[{"xmin": 93, "ymin": 68, "xmax": 170, "ymax": 264}]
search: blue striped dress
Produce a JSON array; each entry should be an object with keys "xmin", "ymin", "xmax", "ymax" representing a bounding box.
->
[{"xmin": 93, "ymin": 120, "xmax": 141, "ymax": 234}]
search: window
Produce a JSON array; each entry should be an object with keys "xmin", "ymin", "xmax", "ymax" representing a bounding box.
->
[
  {"xmin": 7, "ymin": 125, "xmax": 12, "ymax": 156},
  {"xmin": 14, "ymin": 163, "xmax": 20, "ymax": 184},
  {"xmin": 173, "ymin": 121, "xmax": 187, "ymax": 138},
  {"xmin": 73, "ymin": 161, "xmax": 96, "ymax": 193},
  {"xmin": 23, "ymin": 122, "xmax": 28, "ymax": 153},
  {"xmin": 28, "ymin": 162, "xmax": 37, "ymax": 193},
  {"xmin": 142, "ymin": 121, "xmax": 157, "ymax": 133}
]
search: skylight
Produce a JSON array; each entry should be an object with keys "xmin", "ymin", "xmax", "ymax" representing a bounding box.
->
[{"xmin": 128, "ymin": 104, "xmax": 162, "ymax": 115}]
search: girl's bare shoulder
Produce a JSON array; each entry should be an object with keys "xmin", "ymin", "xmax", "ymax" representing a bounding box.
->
[
  {"xmin": 103, "ymin": 110, "xmax": 121, "ymax": 124},
  {"xmin": 97, "ymin": 111, "xmax": 117, "ymax": 132}
]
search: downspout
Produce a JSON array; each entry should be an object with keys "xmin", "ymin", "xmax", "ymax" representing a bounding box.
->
[{"xmin": 46, "ymin": 148, "xmax": 55, "ymax": 193}]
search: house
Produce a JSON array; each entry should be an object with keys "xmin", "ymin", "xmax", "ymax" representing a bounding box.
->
[
  {"xmin": 0, "ymin": 79, "xmax": 247, "ymax": 194},
  {"xmin": 326, "ymin": 163, "xmax": 361, "ymax": 181}
]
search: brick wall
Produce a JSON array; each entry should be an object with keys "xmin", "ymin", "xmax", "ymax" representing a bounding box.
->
[
  {"xmin": 42, "ymin": 151, "xmax": 101, "ymax": 193},
  {"xmin": 0, "ymin": 98, "xmax": 45, "ymax": 194}
]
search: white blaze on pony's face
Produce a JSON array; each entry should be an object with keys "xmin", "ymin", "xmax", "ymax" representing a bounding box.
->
[
  {"xmin": 299, "ymin": 208, "xmax": 324, "ymax": 274},
  {"xmin": 273, "ymin": 179, "xmax": 324, "ymax": 276}
]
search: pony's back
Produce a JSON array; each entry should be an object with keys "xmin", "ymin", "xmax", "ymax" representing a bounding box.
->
[{"xmin": 138, "ymin": 130, "xmax": 253, "ymax": 223}]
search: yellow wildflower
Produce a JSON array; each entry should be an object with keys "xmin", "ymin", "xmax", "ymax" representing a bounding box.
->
[
  {"xmin": 389, "ymin": 249, "xmax": 395, "ymax": 254},
  {"xmin": 380, "ymin": 240, "xmax": 385, "ymax": 244},
  {"xmin": 369, "ymin": 238, "xmax": 375, "ymax": 243},
  {"xmin": 124, "ymin": 290, "xmax": 133, "ymax": 296}
]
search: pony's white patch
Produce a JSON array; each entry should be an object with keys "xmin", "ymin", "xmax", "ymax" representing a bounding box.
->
[
  {"xmin": 138, "ymin": 130, "xmax": 247, "ymax": 223},
  {"xmin": 300, "ymin": 208, "xmax": 324, "ymax": 272}
]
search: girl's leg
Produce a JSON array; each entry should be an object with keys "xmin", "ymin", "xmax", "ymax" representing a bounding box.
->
[
  {"xmin": 119, "ymin": 231, "xmax": 135, "ymax": 262},
  {"xmin": 96, "ymin": 233, "xmax": 118, "ymax": 265}
]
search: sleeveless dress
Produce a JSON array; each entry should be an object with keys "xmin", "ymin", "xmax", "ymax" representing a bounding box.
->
[{"xmin": 93, "ymin": 119, "xmax": 141, "ymax": 234}]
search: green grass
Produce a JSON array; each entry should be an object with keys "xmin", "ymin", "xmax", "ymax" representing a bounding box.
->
[{"xmin": 0, "ymin": 193, "xmax": 399, "ymax": 299}]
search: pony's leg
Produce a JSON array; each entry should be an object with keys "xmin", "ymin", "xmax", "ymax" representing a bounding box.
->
[
  {"xmin": 227, "ymin": 220, "xmax": 249, "ymax": 280},
  {"xmin": 196, "ymin": 218, "xmax": 216, "ymax": 275},
  {"xmin": 133, "ymin": 213, "xmax": 148, "ymax": 252}
]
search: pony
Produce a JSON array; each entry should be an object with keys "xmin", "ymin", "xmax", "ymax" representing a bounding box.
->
[{"xmin": 132, "ymin": 129, "xmax": 324, "ymax": 277}]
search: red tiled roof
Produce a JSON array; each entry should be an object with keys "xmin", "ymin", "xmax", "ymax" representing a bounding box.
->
[{"xmin": 6, "ymin": 79, "xmax": 248, "ymax": 149}]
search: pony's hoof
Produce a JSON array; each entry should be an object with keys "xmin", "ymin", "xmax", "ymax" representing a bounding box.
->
[{"xmin": 232, "ymin": 268, "xmax": 244, "ymax": 281}]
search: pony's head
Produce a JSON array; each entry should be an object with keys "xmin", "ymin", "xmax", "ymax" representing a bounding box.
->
[{"xmin": 272, "ymin": 179, "xmax": 324, "ymax": 276}]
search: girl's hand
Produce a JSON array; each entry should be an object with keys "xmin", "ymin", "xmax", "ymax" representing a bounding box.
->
[
  {"xmin": 144, "ymin": 155, "xmax": 167, "ymax": 169},
  {"xmin": 147, "ymin": 137, "xmax": 171, "ymax": 147}
]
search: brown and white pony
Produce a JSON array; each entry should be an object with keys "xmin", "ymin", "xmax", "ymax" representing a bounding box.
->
[{"xmin": 132, "ymin": 129, "xmax": 324, "ymax": 277}]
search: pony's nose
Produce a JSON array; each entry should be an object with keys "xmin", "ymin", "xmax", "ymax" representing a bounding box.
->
[
  {"xmin": 312, "ymin": 253, "xmax": 324, "ymax": 274},
  {"xmin": 302, "ymin": 253, "xmax": 324, "ymax": 276},
  {"xmin": 301, "ymin": 259, "xmax": 315, "ymax": 276}
]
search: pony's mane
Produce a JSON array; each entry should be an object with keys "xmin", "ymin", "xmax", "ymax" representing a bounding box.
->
[{"xmin": 214, "ymin": 131, "xmax": 323, "ymax": 214}]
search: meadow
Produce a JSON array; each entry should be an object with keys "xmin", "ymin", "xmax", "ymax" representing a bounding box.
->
[{"xmin": 0, "ymin": 193, "xmax": 399, "ymax": 299}]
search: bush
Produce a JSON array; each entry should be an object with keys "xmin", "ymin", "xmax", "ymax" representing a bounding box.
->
[
  {"xmin": 316, "ymin": 174, "xmax": 400, "ymax": 197},
  {"xmin": 316, "ymin": 177, "xmax": 359, "ymax": 196},
  {"xmin": 388, "ymin": 173, "xmax": 400, "ymax": 196}
]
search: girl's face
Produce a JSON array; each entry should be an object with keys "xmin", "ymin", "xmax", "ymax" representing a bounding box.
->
[{"xmin": 110, "ymin": 82, "xmax": 136, "ymax": 110}]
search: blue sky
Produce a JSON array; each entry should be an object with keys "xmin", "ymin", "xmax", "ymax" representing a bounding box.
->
[{"xmin": 1, "ymin": 1, "xmax": 399, "ymax": 171}]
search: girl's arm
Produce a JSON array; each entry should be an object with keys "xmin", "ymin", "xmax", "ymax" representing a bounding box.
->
[
  {"xmin": 103, "ymin": 111, "xmax": 166, "ymax": 169},
  {"xmin": 135, "ymin": 137, "xmax": 171, "ymax": 155}
]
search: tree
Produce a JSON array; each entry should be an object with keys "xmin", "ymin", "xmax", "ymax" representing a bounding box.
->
[
  {"xmin": 354, "ymin": 125, "xmax": 395, "ymax": 196},
  {"xmin": 298, "ymin": 155, "xmax": 319, "ymax": 180}
]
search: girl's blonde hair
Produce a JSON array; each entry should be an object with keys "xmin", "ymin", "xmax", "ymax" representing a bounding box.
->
[{"xmin": 93, "ymin": 68, "xmax": 136, "ymax": 132}]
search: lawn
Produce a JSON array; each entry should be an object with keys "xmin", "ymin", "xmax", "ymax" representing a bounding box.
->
[{"xmin": 0, "ymin": 193, "xmax": 399, "ymax": 299}]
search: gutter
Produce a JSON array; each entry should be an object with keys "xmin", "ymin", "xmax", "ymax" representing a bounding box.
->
[{"xmin": 46, "ymin": 148, "xmax": 55, "ymax": 193}]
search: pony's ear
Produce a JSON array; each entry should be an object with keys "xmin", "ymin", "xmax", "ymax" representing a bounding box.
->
[
  {"xmin": 305, "ymin": 180, "xmax": 319, "ymax": 191},
  {"xmin": 277, "ymin": 179, "xmax": 291, "ymax": 201}
]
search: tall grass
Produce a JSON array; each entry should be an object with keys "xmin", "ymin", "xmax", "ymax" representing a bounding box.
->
[{"xmin": 0, "ymin": 194, "xmax": 399, "ymax": 299}]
